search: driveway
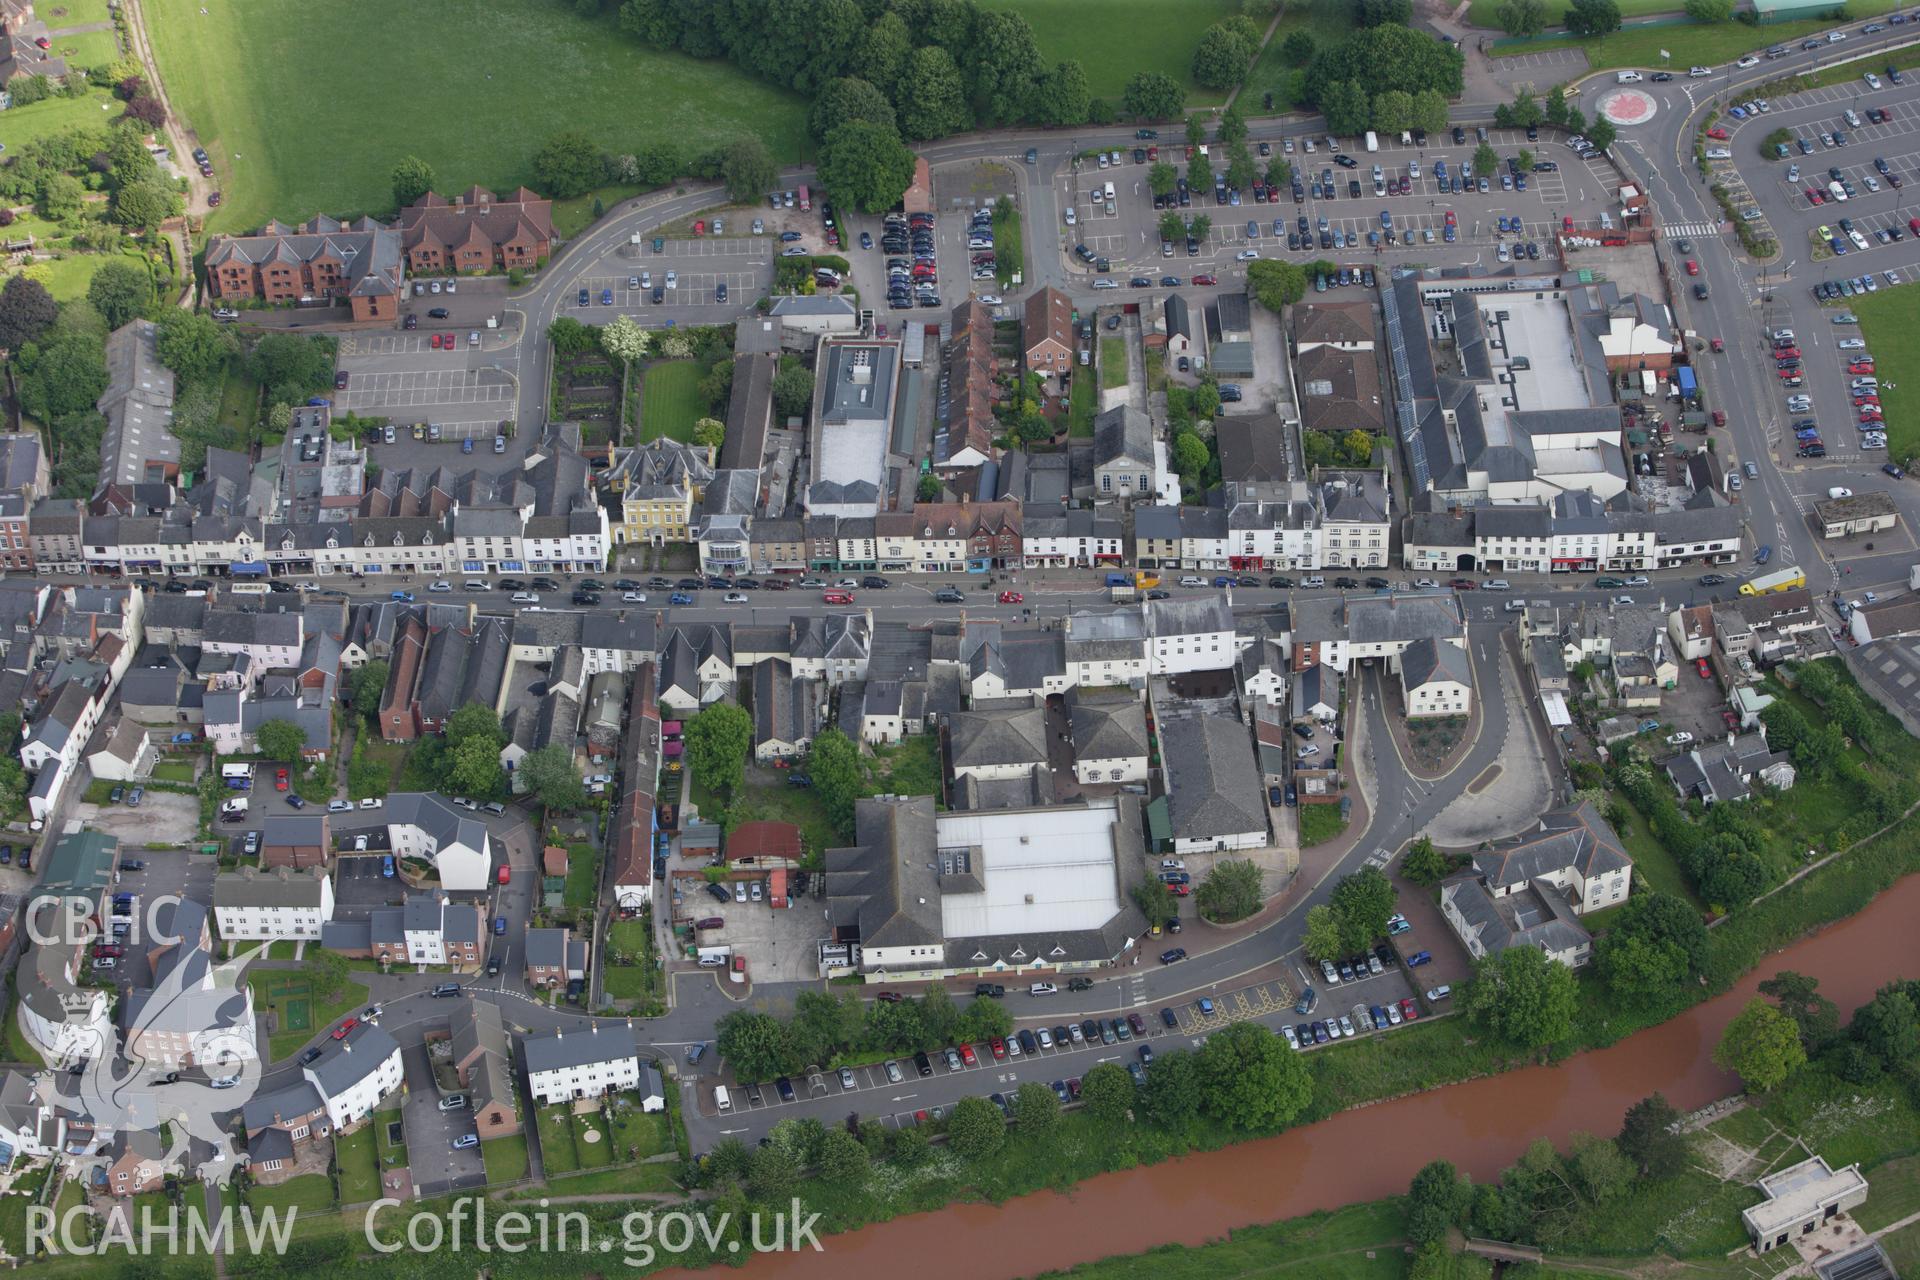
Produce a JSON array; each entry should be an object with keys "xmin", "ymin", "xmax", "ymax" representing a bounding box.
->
[{"xmin": 400, "ymin": 1041, "xmax": 485, "ymax": 1195}]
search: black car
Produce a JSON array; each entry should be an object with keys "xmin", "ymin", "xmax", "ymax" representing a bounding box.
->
[
  {"xmin": 1161, "ymin": 1007, "xmax": 1178, "ymax": 1028},
  {"xmin": 301, "ymin": 1047, "xmax": 324, "ymax": 1065},
  {"xmin": 1332, "ymin": 576, "xmax": 1359, "ymax": 589},
  {"xmin": 571, "ymin": 591, "xmax": 600, "ymax": 606},
  {"xmin": 1365, "ymin": 576, "xmax": 1390, "ymax": 588},
  {"xmin": 861, "ymin": 575, "xmax": 889, "ymax": 589},
  {"xmin": 935, "ymin": 588, "xmax": 965, "ymax": 604},
  {"xmin": 706, "ymin": 882, "xmax": 730, "ymax": 903},
  {"xmin": 1452, "ymin": 126, "xmax": 1466, "ymax": 145},
  {"xmin": 914, "ymin": 1051, "xmax": 934, "ymax": 1077},
  {"xmin": 975, "ymin": 982, "xmax": 1005, "ymax": 998},
  {"xmin": 1269, "ymin": 575, "xmax": 1295, "ymax": 588}
]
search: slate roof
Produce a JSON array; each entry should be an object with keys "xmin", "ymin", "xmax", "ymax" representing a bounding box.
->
[
  {"xmin": 523, "ymin": 1022, "xmax": 638, "ymax": 1075},
  {"xmin": 825, "ymin": 797, "xmax": 941, "ymax": 948},
  {"xmin": 949, "ymin": 706, "xmax": 1050, "ymax": 769},
  {"xmin": 1068, "ymin": 695, "xmax": 1148, "ymax": 761},
  {"xmin": 1400, "ymin": 637, "xmax": 1473, "ymax": 691},
  {"xmin": 304, "ymin": 1022, "xmax": 401, "ymax": 1099},
  {"xmin": 1470, "ymin": 801, "xmax": 1630, "ymax": 890},
  {"xmin": 1093, "ymin": 405, "xmax": 1154, "ymax": 470},
  {"xmin": 1160, "ymin": 715, "xmax": 1267, "ymax": 840}
]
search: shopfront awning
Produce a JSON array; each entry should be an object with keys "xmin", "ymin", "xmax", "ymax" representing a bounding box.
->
[{"xmin": 230, "ymin": 561, "xmax": 268, "ymax": 575}]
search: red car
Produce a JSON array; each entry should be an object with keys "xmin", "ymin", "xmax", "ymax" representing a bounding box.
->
[
  {"xmin": 914, "ymin": 1109, "xmax": 929, "ymax": 1125},
  {"xmin": 430, "ymin": 333, "xmax": 443, "ymax": 349},
  {"xmin": 959, "ymin": 1042, "xmax": 977, "ymax": 1066},
  {"xmin": 1706, "ymin": 126, "xmax": 1729, "ymax": 140},
  {"xmin": 1711, "ymin": 410, "xmax": 1727, "ymax": 426},
  {"xmin": 1192, "ymin": 273, "xmax": 1217, "ymax": 286},
  {"xmin": 332, "ymin": 1017, "xmax": 358, "ymax": 1040},
  {"xmin": 997, "ymin": 591, "xmax": 1023, "ymax": 604},
  {"xmin": 1685, "ymin": 260, "xmax": 1699, "ymax": 276},
  {"xmin": 275, "ymin": 767, "xmax": 289, "ymax": 792},
  {"xmin": 989, "ymin": 1036, "xmax": 1007, "ymax": 1060},
  {"xmin": 1400, "ymin": 998, "xmax": 1419, "ymax": 1021},
  {"xmin": 693, "ymin": 219, "xmax": 706, "ymax": 236},
  {"xmin": 1848, "ymin": 361, "xmax": 1875, "ymax": 374},
  {"xmin": 874, "ymin": 991, "xmax": 902, "ymax": 1003},
  {"xmin": 1562, "ymin": 214, "xmax": 1574, "ymax": 232},
  {"xmin": 1171, "ymin": 882, "xmax": 1192, "ymax": 896},
  {"xmin": 1710, "ymin": 338, "xmax": 1724, "ymax": 353},
  {"xmin": 1806, "ymin": 189, "xmax": 1825, "ymax": 206},
  {"xmin": 1911, "ymin": 216, "xmax": 1920, "ymax": 235},
  {"xmin": 1147, "ymin": 146, "xmax": 1158, "ymax": 161},
  {"xmin": 441, "ymin": 334, "xmax": 455, "ymax": 350},
  {"xmin": 1697, "ymin": 658, "xmax": 1712, "ymax": 679},
  {"xmin": 1444, "ymin": 209, "xmax": 1456, "ymax": 227},
  {"xmin": 1774, "ymin": 347, "xmax": 1800, "ymax": 359}
]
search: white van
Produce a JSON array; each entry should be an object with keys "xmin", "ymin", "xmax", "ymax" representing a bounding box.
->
[
  {"xmin": 714, "ymin": 1085, "xmax": 731, "ymax": 1112},
  {"xmin": 1617, "ymin": 70, "xmax": 1642, "ymax": 83},
  {"xmin": 1364, "ymin": 131, "xmax": 1379, "ymax": 152}
]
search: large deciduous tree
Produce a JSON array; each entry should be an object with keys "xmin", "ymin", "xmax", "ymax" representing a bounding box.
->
[
  {"xmin": 816, "ymin": 121, "xmax": 917, "ymax": 214},
  {"xmin": 685, "ymin": 702, "xmax": 753, "ymax": 796},
  {"xmin": 1197, "ymin": 1022, "xmax": 1310, "ymax": 1131},
  {"xmin": 719, "ymin": 138, "xmax": 781, "ymax": 204},
  {"xmin": 1714, "ymin": 998, "xmax": 1807, "ymax": 1092},
  {"xmin": 1461, "ymin": 945, "xmax": 1578, "ymax": 1052},
  {"xmin": 0, "ymin": 275, "xmax": 58, "ymax": 352},
  {"xmin": 87, "ymin": 259, "xmax": 153, "ymax": 330},
  {"xmin": 391, "ymin": 155, "xmax": 436, "ymax": 210},
  {"xmin": 530, "ymin": 131, "xmax": 606, "ymax": 199},
  {"xmin": 1122, "ymin": 71, "xmax": 1185, "ymax": 121}
]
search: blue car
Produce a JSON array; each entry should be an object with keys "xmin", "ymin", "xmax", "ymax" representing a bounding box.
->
[
  {"xmin": 382, "ymin": 855, "xmax": 395, "ymax": 878},
  {"xmin": 390, "ymin": 590, "xmax": 413, "ymax": 602},
  {"xmin": 1755, "ymin": 545, "xmax": 1773, "ymax": 565},
  {"xmin": 462, "ymin": 438, "xmax": 474, "ymax": 454},
  {"xmin": 577, "ymin": 288, "xmax": 589, "ymax": 306},
  {"xmin": 493, "ymin": 916, "xmax": 507, "ymax": 935},
  {"xmin": 599, "ymin": 288, "xmax": 613, "ymax": 305},
  {"xmin": 670, "ymin": 592, "xmax": 693, "ymax": 605}
]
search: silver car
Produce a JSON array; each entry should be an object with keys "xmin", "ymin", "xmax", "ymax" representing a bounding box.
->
[
  {"xmin": 883, "ymin": 1059, "xmax": 903, "ymax": 1083},
  {"xmin": 838, "ymin": 1067, "xmax": 857, "ymax": 1091}
]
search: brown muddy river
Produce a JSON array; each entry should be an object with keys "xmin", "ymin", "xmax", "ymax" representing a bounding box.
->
[{"xmin": 700, "ymin": 873, "xmax": 1920, "ymax": 1280}]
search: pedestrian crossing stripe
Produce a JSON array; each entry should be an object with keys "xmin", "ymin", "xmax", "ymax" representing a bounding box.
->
[{"xmin": 1664, "ymin": 221, "xmax": 1720, "ymax": 237}]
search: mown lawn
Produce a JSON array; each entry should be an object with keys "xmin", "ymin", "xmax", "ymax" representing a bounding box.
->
[
  {"xmin": 1468, "ymin": 0, "xmax": 1902, "ymax": 21},
  {"xmin": 247, "ymin": 1173, "xmax": 335, "ymax": 1214},
  {"xmin": 1607, "ymin": 792, "xmax": 1705, "ymax": 911},
  {"xmin": 247, "ymin": 971, "xmax": 369, "ymax": 1063},
  {"xmin": 1298, "ymin": 802, "xmax": 1347, "ymax": 847},
  {"xmin": 9, "ymin": 249, "xmax": 124, "ymax": 305},
  {"xmin": 1848, "ymin": 287, "xmax": 1919, "ymax": 466},
  {"xmin": 482, "ymin": 1133, "xmax": 529, "ymax": 1186},
  {"xmin": 1100, "ymin": 336, "xmax": 1128, "ymax": 390},
  {"xmin": 603, "ymin": 918, "xmax": 662, "ymax": 1001},
  {"xmin": 639, "ymin": 360, "xmax": 701, "ymax": 444},
  {"xmin": 0, "ymin": 87, "xmax": 120, "ymax": 157},
  {"xmin": 144, "ymin": 0, "xmax": 807, "ymax": 232},
  {"xmin": 333, "ymin": 1125, "xmax": 380, "ymax": 1204},
  {"xmin": 563, "ymin": 842, "xmax": 599, "ymax": 910},
  {"xmin": 977, "ymin": 0, "xmax": 1245, "ymax": 105},
  {"xmin": 535, "ymin": 1106, "xmax": 578, "ymax": 1175},
  {"xmin": 1488, "ymin": 16, "xmax": 1879, "ymax": 72}
]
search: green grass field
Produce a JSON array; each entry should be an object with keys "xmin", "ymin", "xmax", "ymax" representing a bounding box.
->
[
  {"xmin": 247, "ymin": 971, "xmax": 369, "ymax": 1062},
  {"xmin": 1242, "ymin": 1, "xmax": 1354, "ymax": 114},
  {"xmin": 247, "ymin": 1173, "xmax": 335, "ymax": 1214},
  {"xmin": 563, "ymin": 842, "xmax": 598, "ymax": 910},
  {"xmin": 1469, "ymin": 0, "xmax": 1901, "ymax": 29},
  {"xmin": 978, "ymin": 0, "xmax": 1245, "ymax": 105},
  {"xmin": 482, "ymin": 1133, "xmax": 529, "ymax": 1185},
  {"xmin": 535, "ymin": 1106, "xmax": 578, "ymax": 1175},
  {"xmin": 333, "ymin": 1125, "xmax": 380, "ymax": 1204},
  {"xmin": 1848, "ymin": 288, "xmax": 1918, "ymax": 465},
  {"xmin": 638, "ymin": 360, "xmax": 701, "ymax": 443},
  {"xmin": 1298, "ymin": 803, "xmax": 1347, "ymax": 847},
  {"xmin": 9, "ymin": 249, "xmax": 121, "ymax": 304},
  {"xmin": 1099, "ymin": 336, "xmax": 1128, "ymax": 390},
  {"xmin": 0, "ymin": 88, "xmax": 120, "ymax": 156},
  {"xmin": 1489, "ymin": 16, "xmax": 1878, "ymax": 72},
  {"xmin": 144, "ymin": 0, "xmax": 808, "ymax": 232}
]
